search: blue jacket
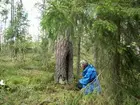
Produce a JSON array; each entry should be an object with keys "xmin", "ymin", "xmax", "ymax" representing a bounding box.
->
[
  {"xmin": 79, "ymin": 64, "xmax": 101, "ymax": 94},
  {"xmin": 79, "ymin": 64, "xmax": 97, "ymax": 88}
]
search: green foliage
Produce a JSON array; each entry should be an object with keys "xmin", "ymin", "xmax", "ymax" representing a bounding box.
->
[
  {"xmin": 3, "ymin": 1, "xmax": 29, "ymax": 61},
  {"xmin": 5, "ymin": 26, "xmax": 15, "ymax": 40},
  {"xmin": 5, "ymin": 3, "xmax": 29, "ymax": 41},
  {"xmin": 0, "ymin": 0, "xmax": 140, "ymax": 105},
  {"xmin": 40, "ymin": 0, "xmax": 140, "ymax": 104}
]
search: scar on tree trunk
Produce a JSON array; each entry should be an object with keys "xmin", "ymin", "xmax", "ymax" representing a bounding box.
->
[{"xmin": 54, "ymin": 38, "xmax": 73, "ymax": 84}]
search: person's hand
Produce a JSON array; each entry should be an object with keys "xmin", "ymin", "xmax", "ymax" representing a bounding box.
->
[{"xmin": 80, "ymin": 73, "xmax": 82, "ymax": 78}]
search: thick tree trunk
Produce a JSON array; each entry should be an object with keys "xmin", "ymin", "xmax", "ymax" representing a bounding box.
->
[{"xmin": 55, "ymin": 38, "xmax": 73, "ymax": 84}]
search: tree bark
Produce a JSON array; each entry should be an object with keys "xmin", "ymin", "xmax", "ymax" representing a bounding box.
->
[
  {"xmin": 55, "ymin": 38, "xmax": 73, "ymax": 84},
  {"xmin": 112, "ymin": 20, "xmax": 122, "ymax": 105},
  {"xmin": 76, "ymin": 36, "xmax": 81, "ymax": 77},
  {"xmin": 11, "ymin": 0, "xmax": 14, "ymax": 25},
  {"xmin": 94, "ymin": 43, "xmax": 99, "ymax": 69}
]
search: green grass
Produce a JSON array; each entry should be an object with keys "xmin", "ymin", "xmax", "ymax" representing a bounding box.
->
[
  {"xmin": 0, "ymin": 53, "xmax": 139, "ymax": 105},
  {"xmin": 0, "ymin": 54, "xmax": 77, "ymax": 105}
]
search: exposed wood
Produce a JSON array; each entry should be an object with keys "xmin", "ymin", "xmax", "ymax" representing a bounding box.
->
[{"xmin": 55, "ymin": 38, "xmax": 73, "ymax": 84}]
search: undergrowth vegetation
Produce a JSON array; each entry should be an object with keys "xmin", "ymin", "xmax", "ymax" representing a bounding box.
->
[
  {"xmin": 0, "ymin": 0, "xmax": 140, "ymax": 104},
  {"xmin": 0, "ymin": 52, "xmax": 139, "ymax": 105}
]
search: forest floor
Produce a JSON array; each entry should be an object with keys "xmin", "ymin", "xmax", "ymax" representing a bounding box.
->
[
  {"xmin": 1, "ymin": 54, "xmax": 139, "ymax": 105},
  {"xmin": 0, "ymin": 54, "xmax": 88, "ymax": 105}
]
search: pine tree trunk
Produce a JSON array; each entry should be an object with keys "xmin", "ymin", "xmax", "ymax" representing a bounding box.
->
[
  {"xmin": 55, "ymin": 38, "xmax": 73, "ymax": 84},
  {"xmin": 76, "ymin": 36, "xmax": 81, "ymax": 77}
]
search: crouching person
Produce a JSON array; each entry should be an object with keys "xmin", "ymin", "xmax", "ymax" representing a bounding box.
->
[{"xmin": 77, "ymin": 60, "xmax": 101, "ymax": 95}]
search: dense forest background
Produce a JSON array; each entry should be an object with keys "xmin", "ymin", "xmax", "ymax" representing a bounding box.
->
[{"xmin": 0, "ymin": 0, "xmax": 140, "ymax": 105}]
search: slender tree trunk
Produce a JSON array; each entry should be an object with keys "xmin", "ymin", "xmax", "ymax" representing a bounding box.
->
[
  {"xmin": 43, "ymin": 0, "xmax": 46, "ymax": 10},
  {"xmin": 20, "ymin": 0, "xmax": 23, "ymax": 6},
  {"xmin": 76, "ymin": 19, "xmax": 82, "ymax": 78},
  {"xmin": 11, "ymin": 0, "xmax": 15, "ymax": 60},
  {"xmin": 11, "ymin": 0, "xmax": 13, "ymax": 25},
  {"xmin": 0, "ymin": 25, "xmax": 2, "ymax": 51},
  {"xmin": 112, "ymin": 20, "xmax": 122, "ymax": 105},
  {"xmin": 76, "ymin": 36, "xmax": 81, "ymax": 77},
  {"xmin": 11, "ymin": 0, "xmax": 14, "ymax": 25},
  {"xmin": 93, "ymin": 43, "xmax": 99, "ymax": 69}
]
